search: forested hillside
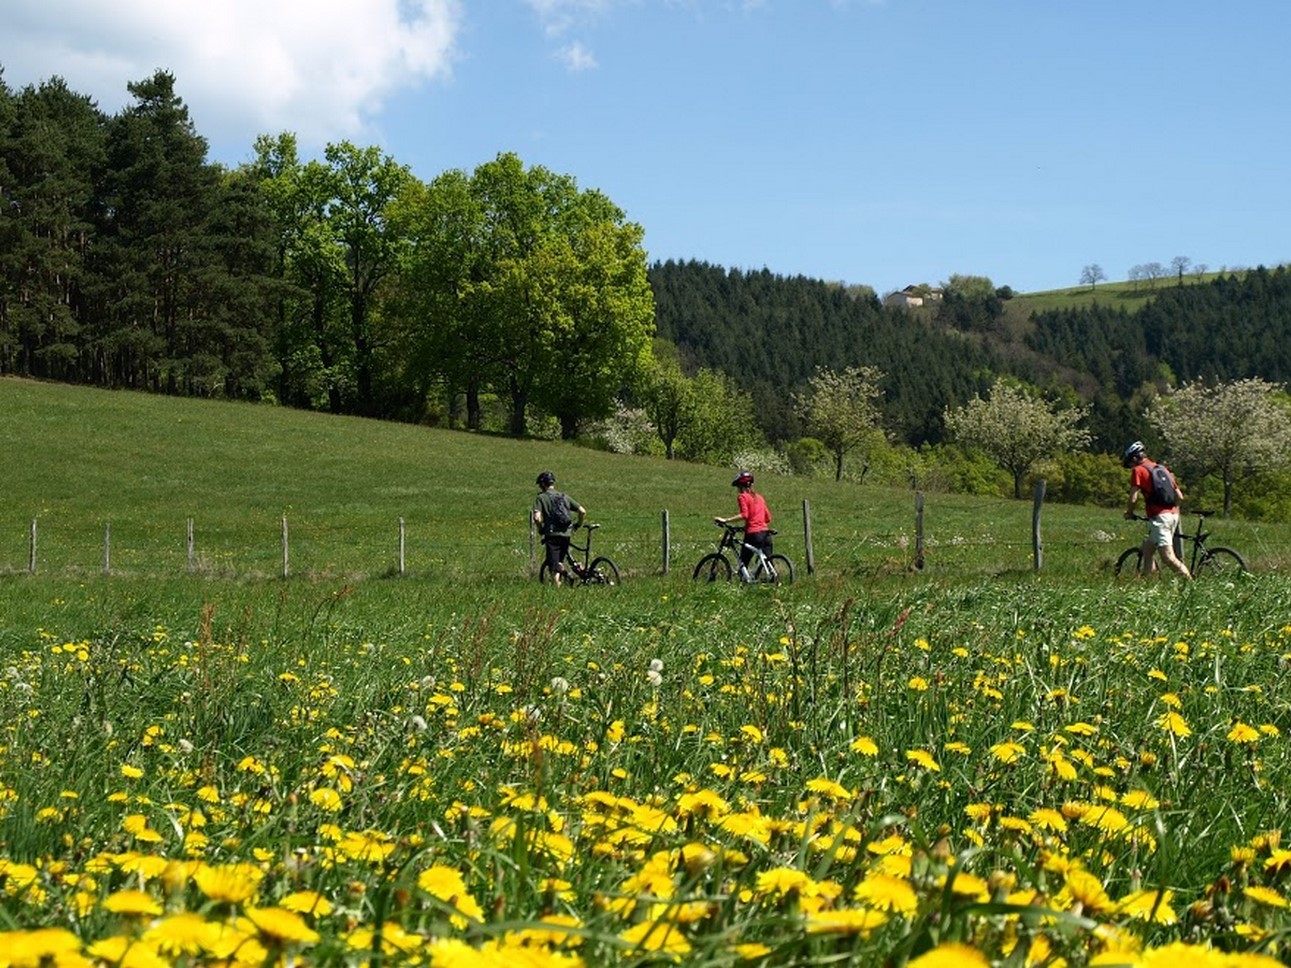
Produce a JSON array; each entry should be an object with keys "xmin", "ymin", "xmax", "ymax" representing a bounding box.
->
[
  {"xmin": 649, "ymin": 260, "xmax": 994, "ymax": 445},
  {"xmin": 651, "ymin": 260, "xmax": 1291, "ymax": 451}
]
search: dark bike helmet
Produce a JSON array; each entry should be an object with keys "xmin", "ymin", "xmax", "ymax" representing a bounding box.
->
[
  {"xmin": 536, "ymin": 470, "xmax": 556, "ymax": 487},
  {"xmin": 731, "ymin": 470, "xmax": 754, "ymax": 488},
  {"xmin": 1121, "ymin": 441, "xmax": 1146, "ymax": 468}
]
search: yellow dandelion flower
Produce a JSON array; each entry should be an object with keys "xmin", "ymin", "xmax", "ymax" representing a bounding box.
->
[
  {"xmin": 1063, "ymin": 869, "xmax": 1113, "ymax": 913},
  {"xmin": 906, "ymin": 749, "xmax": 941, "ymax": 772},
  {"xmin": 909, "ymin": 942, "xmax": 990, "ymax": 967},
  {"xmin": 1263, "ymin": 849, "xmax": 1291, "ymax": 874},
  {"xmin": 141, "ymin": 912, "xmax": 223, "ymax": 956},
  {"xmin": 310, "ymin": 787, "xmax": 344, "ymax": 812},
  {"xmin": 804, "ymin": 777, "xmax": 852, "ymax": 801},
  {"xmin": 194, "ymin": 862, "xmax": 265, "ymax": 904},
  {"xmin": 989, "ymin": 741, "xmax": 1026, "ymax": 764},
  {"xmin": 908, "ymin": 676, "xmax": 929, "ymax": 691},
  {"xmin": 964, "ymin": 802, "xmax": 994, "ymax": 823},
  {"xmin": 850, "ymin": 736, "xmax": 879, "ymax": 756},
  {"xmin": 244, "ymin": 905, "xmax": 321, "ymax": 944},
  {"xmin": 619, "ymin": 919, "xmax": 690, "ymax": 956},
  {"xmin": 1029, "ymin": 807, "xmax": 1068, "ymax": 833},
  {"xmin": 2, "ymin": 927, "xmax": 86, "ymax": 966},
  {"xmin": 805, "ymin": 907, "xmax": 889, "ymax": 935},
  {"xmin": 1117, "ymin": 888, "xmax": 1178, "ymax": 924},
  {"xmin": 1121, "ymin": 789, "xmax": 1160, "ymax": 811},
  {"xmin": 755, "ymin": 866, "xmax": 813, "ymax": 898},
  {"xmin": 739, "ymin": 724, "xmax": 764, "ymax": 744},
  {"xmin": 941, "ymin": 869, "xmax": 989, "ymax": 902},
  {"xmin": 1065, "ymin": 721, "xmax": 1099, "ymax": 736},
  {"xmin": 102, "ymin": 888, "xmax": 163, "ymax": 916},
  {"xmin": 1156, "ymin": 711, "xmax": 1192, "ymax": 737},
  {"xmin": 1243, "ymin": 885, "xmax": 1288, "ymax": 908},
  {"xmin": 1228, "ymin": 722, "xmax": 1261, "ymax": 744},
  {"xmin": 279, "ymin": 891, "xmax": 334, "ymax": 916},
  {"xmin": 854, "ymin": 873, "xmax": 918, "ymax": 915}
]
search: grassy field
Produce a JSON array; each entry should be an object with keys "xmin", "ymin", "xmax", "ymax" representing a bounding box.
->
[{"xmin": 3, "ymin": 376, "xmax": 1291, "ymax": 966}]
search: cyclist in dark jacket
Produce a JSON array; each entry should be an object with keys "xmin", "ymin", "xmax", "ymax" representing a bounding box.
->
[{"xmin": 533, "ymin": 471, "xmax": 586, "ymax": 586}]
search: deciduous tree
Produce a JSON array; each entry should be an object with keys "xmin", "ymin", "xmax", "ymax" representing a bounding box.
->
[
  {"xmin": 793, "ymin": 364, "xmax": 886, "ymax": 481},
  {"xmin": 1148, "ymin": 377, "xmax": 1291, "ymax": 516},
  {"xmin": 943, "ymin": 379, "xmax": 1091, "ymax": 498}
]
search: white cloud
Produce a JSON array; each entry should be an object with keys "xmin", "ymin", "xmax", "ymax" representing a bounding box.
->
[
  {"xmin": 557, "ymin": 41, "xmax": 598, "ymax": 71},
  {"xmin": 0, "ymin": 0, "xmax": 461, "ymax": 158}
]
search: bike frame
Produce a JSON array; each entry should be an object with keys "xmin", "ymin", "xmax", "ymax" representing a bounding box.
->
[{"xmin": 717, "ymin": 525, "xmax": 778, "ymax": 579}]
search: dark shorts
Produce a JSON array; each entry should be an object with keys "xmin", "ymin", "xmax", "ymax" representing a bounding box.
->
[
  {"xmin": 544, "ymin": 535, "xmax": 570, "ymax": 572},
  {"xmin": 741, "ymin": 529, "xmax": 772, "ymax": 565}
]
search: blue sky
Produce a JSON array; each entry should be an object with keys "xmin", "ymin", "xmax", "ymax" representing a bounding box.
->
[{"xmin": 4, "ymin": 0, "xmax": 1288, "ymax": 295}]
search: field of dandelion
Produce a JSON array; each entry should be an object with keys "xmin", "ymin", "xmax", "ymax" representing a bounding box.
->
[{"xmin": 4, "ymin": 377, "xmax": 1291, "ymax": 966}]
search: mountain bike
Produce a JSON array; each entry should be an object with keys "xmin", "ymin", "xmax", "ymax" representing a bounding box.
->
[
  {"xmin": 538, "ymin": 524, "xmax": 621, "ymax": 585},
  {"xmin": 1115, "ymin": 510, "xmax": 1247, "ymax": 577},
  {"xmin": 692, "ymin": 523, "xmax": 793, "ymax": 584}
]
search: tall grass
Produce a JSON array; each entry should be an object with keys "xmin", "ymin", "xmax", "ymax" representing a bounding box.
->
[{"xmin": 4, "ymin": 376, "xmax": 1291, "ymax": 965}]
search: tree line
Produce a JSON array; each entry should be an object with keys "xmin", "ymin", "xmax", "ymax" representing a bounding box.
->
[{"xmin": 0, "ymin": 70, "xmax": 653, "ymax": 435}]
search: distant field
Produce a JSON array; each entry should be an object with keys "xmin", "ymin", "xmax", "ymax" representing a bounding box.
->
[
  {"xmin": 3, "ymin": 376, "xmax": 1286, "ymax": 584},
  {"xmin": 1014, "ymin": 270, "xmax": 1234, "ymax": 316}
]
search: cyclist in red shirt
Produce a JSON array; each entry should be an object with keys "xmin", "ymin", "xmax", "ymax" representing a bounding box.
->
[
  {"xmin": 1122, "ymin": 440, "xmax": 1191, "ymax": 579},
  {"xmin": 715, "ymin": 470, "xmax": 773, "ymax": 583}
]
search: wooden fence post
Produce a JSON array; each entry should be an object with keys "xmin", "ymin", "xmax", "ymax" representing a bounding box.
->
[
  {"xmin": 802, "ymin": 500, "xmax": 815, "ymax": 575},
  {"xmin": 282, "ymin": 516, "xmax": 290, "ymax": 578},
  {"xmin": 103, "ymin": 521, "xmax": 111, "ymax": 575},
  {"xmin": 1032, "ymin": 480, "xmax": 1046, "ymax": 572},
  {"xmin": 399, "ymin": 517, "xmax": 406, "ymax": 576},
  {"xmin": 914, "ymin": 491, "xmax": 925, "ymax": 570},
  {"xmin": 29, "ymin": 519, "xmax": 37, "ymax": 574},
  {"xmin": 660, "ymin": 509, "xmax": 671, "ymax": 575}
]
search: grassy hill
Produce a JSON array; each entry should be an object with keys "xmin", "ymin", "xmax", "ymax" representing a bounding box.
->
[
  {"xmin": 1012, "ymin": 270, "xmax": 1235, "ymax": 316},
  {"xmin": 3, "ymin": 376, "xmax": 1286, "ymax": 583}
]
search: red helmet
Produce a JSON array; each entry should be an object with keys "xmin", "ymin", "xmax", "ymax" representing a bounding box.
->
[{"xmin": 731, "ymin": 471, "xmax": 754, "ymax": 487}]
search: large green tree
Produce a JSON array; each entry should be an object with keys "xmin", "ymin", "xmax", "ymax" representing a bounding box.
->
[
  {"xmin": 404, "ymin": 152, "xmax": 653, "ymax": 436},
  {"xmin": 1148, "ymin": 377, "xmax": 1291, "ymax": 517},
  {"xmin": 793, "ymin": 364, "xmax": 886, "ymax": 481},
  {"xmin": 944, "ymin": 379, "xmax": 1092, "ymax": 498}
]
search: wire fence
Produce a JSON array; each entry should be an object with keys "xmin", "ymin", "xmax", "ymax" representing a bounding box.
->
[{"xmin": 0, "ymin": 486, "xmax": 1188, "ymax": 582}]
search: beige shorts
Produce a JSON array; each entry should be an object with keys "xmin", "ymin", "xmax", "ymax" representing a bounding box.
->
[{"xmin": 1148, "ymin": 511, "xmax": 1181, "ymax": 548}]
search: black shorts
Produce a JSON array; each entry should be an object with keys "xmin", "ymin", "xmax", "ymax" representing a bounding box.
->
[
  {"xmin": 544, "ymin": 535, "xmax": 570, "ymax": 572},
  {"xmin": 741, "ymin": 529, "xmax": 772, "ymax": 564}
]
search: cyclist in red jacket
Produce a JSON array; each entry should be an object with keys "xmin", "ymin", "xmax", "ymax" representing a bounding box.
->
[{"xmin": 715, "ymin": 470, "xmax": 773, "ymax": 583}]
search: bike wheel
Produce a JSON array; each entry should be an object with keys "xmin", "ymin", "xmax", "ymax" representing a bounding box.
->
[
  {"xmin": 587, "ymin": 557, "xmax": 621, "ymax": 585},
  {"xmin": 1196, "ymin": 547, "xmax": 1247, "ymax": 577},
  {"xmin": 766, "ymin": 554, "xmax": 794, "ymax": 584},
  {"xmin": 1115, "ymin": 548, "xmax": 1142, "ymax": 577},
  {"xmin": 692, "ymin": 553, "xmax": 733, "ymax": 583}
]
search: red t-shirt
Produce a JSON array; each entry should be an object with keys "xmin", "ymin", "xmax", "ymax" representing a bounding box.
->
[
  {"xmin": 1132, "ymin": 459, "xmax": 1178, "ymax": 517},
  {"xmin": 738, "ymin": 491, "xmax": 772, "ymax": 534}
]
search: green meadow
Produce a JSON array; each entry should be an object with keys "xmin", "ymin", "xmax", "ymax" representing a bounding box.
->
[{"xmin": 3, "ymin": 375, "xmax": 1291, "ymax": 967}]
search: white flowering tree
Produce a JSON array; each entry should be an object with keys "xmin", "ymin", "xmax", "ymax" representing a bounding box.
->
[
  {"xmin": 1148, "ymin": 377, "xmax": 1291, "ymax": 516},
  {"xmin": 793, "ymin": 365, "xmax": 887, "ymax": 481},
  {"xmin": 944, "ymin": 379, "xmax": 1092, "ymax": 498}
]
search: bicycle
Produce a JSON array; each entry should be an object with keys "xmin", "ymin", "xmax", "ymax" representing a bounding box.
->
[
  {"xmin": 1115, "ymin": 510, "xmax": 1247, "ymax": 577},
  {"xmin": 692, "ymin": 522, "xmax": 794, "ymax": 584},
  {"xmin": 538, "ymin": 523, "xmax": 621, "ymax": 585}
]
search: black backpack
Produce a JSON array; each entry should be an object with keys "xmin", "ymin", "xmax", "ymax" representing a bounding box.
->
[
  {"xmin": 1149, "ymin": 464, "xmax": 1179, "ymax": 507},
  {"xmin": 543, "ymin": 492, "xmax": 573, "ymax": 533}
]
